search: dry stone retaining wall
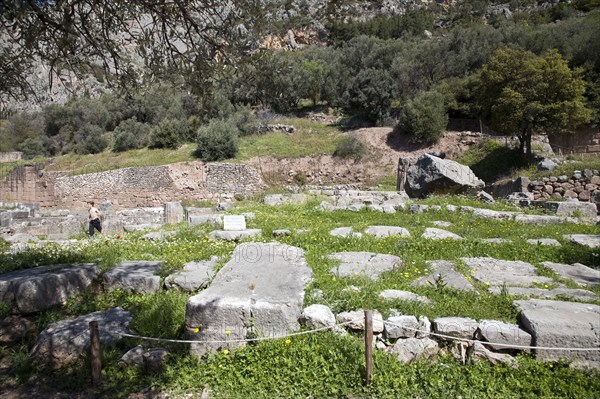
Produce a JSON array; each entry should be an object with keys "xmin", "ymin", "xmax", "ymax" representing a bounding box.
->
[{"xmin": 0, "ymin": 161, "xmax": 265, "ymax": 209}]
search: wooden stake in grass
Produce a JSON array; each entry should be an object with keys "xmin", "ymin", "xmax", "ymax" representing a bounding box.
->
[
  {"xmin": 364, "ymin": 310, "xmax": 373, "ymax": 386},
  {"xmin": 89, "ymin": 321, "xmax": 102, "ymax": 387}
]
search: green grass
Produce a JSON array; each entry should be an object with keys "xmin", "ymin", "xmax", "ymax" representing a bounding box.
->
[
  {"xmin": 41, "ymin": 117, "xmax": 345, "ymax": 175},
  {"xmin": 236, "ymin": 117, "xmax": 345, "ymax": 160},
  {"xmin": 1, "ymin": 196, "xmax": 599, "ymax": 398},
  {"xmin": 45, "ymin": 144, "xmax": 198, "ymax": 176}
]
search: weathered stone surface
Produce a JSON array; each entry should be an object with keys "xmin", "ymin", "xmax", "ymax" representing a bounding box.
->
[
  {"xmin": 514, "ymin": 299, "xmax": 600, "ymax": 364},
  {"xmin": 120, "ymin": 345, "xmax": 145, "ymax": 366},
  {"xmin": 433, "ymin": 317, "xmax": 478, "ymax": 340},
  {"xmin": 392, "ymin": 337, "xmax": 439, "ymax": 363},
  {"xmin": 462, "ymin": 257, "xmax": 553, "ymax": 287},
  {"xmin": 421, "ymin": 228, "xmax": 463, "ymax": 240},
  {"xmin": 476, "ymin": 320, "xmax": 532, "ymax": 352},
  {"xmin": 563, "ymin": 234, "xmax": 600, "ymax": 248},
  {"xmin": 489, "ymin": 286, "xmax": 597, "ymax": 301},
  {"xmin": 0, "ymin": 315, "xmax": 36, "ymax": 345},
  {"xmin": 405, "ymin": 154, "xmax": 484, "ymax": 198},
  {"xmin": 526, "ymin": 238, "xmax": 561, "ymax": 247},
  {"xmin": 379, "ymin": 290, "xmax": 432, "ymax": 305},
  {"xmin": 263, "ymin": 194, "xmax": 309, "ymax": 206},
  {"xmin": 336, "ymin": 310, "xmax": 384, "ymax": 333},
  {"xmin": 164, "ymin": 202, "xmax": 184, "ymax": 224},
  {"xmin": 30, "ymin": 307, "xmax": 132, "ymax": 368},
  {"xmin": 384, "ymin": 316, "xmax": 419, "ymax": 339},
  {"xmin": 364, "ymin": 226, "xmax": 410, "ymax": 238},
  {"xmin": 104, "ymin": 261, "xmax": 162, "ymax": 294},
  {"xmin": 165, "ymin": 257, "xmax": 220, "ymax": 292},
  {"xmin": 515, "ymin": 214, "xmax": 572, "ymax": 225},
  {"xmin": 300, "ymin": 304, "xmax": 336, "ymax": 330},
  {"xmin": 272, "ymin": 229, "xmax": 292, "ymax": 237},
  {"xmin": 188, "ymin": 214, "xmax": 223, "ymax": 227},
  {"xmin": 412, "ymin": 260, "xmax": 476, "ymax": 292},
  {"xmin": 432, "ymin": 221, "xmax": 452, "ymax": 227},
  {"xmin": 471, "ymin": 342, "xmax": 515, "ymax": 365},
  {"xmin": 208, "ymin": 229, "xmax": 262, "ymax": 241},
  {"xmin": 471, "ymin": 209, "xmax": 520, "ymax": 220},
  {"xmin": 329, "ymin": 252, "xmax": 402, "ymax": 280},
  {"xmin": 329, "ymin": 227, "xmax": 354, "ymax": 238},
  {"xmin": 185, "ymin": 243, "xmax": 311, "ymax": 357},
  {"xmin": 416, "ymin": 316, "xmax": 432, "ymax": 339},
  {"xmin": 542, "ymin": 262, "xmax": 600, "ymax": 287},
  {"xmin": 0, "ymin": 263, "xmax": 100, "ymax": 314},
  {"xmin": 144, "ymin": 348, "xmax": 169, "ymax": 373},
  {"xmin": 543, "ymin": 201, "xmax": 598, "ymax": 221}
]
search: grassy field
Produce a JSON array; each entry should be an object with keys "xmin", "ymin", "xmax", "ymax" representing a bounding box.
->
[
  {"xmin": 44, "ymin": 118, "xmax": 345, "ymax": 175},
  {"xmin": 1, "ymin": 196, "xmax": 599, "ymax": 398}
]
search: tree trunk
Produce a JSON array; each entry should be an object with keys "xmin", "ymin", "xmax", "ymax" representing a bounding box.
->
[
  {"xmin": 525, "ymin": 131, "xmax": 533, "ymax": 160},
  {"xmin": 518, "ymin": 135, "xmax": 525, "ymax": 154}
]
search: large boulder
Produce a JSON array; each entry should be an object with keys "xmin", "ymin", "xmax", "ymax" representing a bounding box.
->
[
  {"xmin": 0, "ymin": 263, "xmax": 100, "ymax": 314},
  {"xmin": 185, "ymin": 242, "xmax": 311, "ymax": 357},
  {"xmin": 30, "ymin": 307, "xmax": 132, "ymax": 368},
  {"xmin": 405, "ymin": 154, "xmax": 484, "ymax": 198}
]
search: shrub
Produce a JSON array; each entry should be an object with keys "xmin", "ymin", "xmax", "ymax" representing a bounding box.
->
[
  {"xmin": 333, "ymin": 136, "xmax": 366, "ymax": 158},
  {"xmin": 76, "ymin": 124, "xmax": 109, "ymax": 154},
  {"xmin": 398, "ymin": 90, "xmax": 448, "ymax": 144},
  {"xmin": 149, "ymin": 118, "xmax": 187, "ymax": 149},
  {"xmin": 195, "ymin": 119, "xmax": 239, "ymax": 161},
  {"xmin": 231, "ymin": 106, "xmax": 260, "ymax": 136},
  {"xmin": 113, "ymin": 118, "xmax": 150, "ymax": 152},
  {"xmin": 16, "ymin": 138, "xmax": 49, "ymax": 158}
]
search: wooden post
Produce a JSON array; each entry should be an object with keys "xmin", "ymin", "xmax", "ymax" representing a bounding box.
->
[
  {"xmin": 89, "ymin": 321, "xmax": 102, "ymax": 387},
  {"xmin": 364, "ymin": 310, "xmax": 373, "ymax": 386}
]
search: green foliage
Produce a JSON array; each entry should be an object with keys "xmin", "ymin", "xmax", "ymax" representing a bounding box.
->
[
  {"xmin": 333, "ymin": 135, "xmax": 366, "ymax": 158},
  {"xmin": 478, "ymin": 48, "xmax": 593, "ymax": 158},
  {"xmin": 195, "ymin": 119, "xmax": 239, "ymax": 161},
  {"xmin": 458, "ymin": 138, "xmax": 529, "ymax": 183},
  {"xmin": 150, "ymin": 119, "xmax": 187, "ymax": 149},
  {"xmin": 113, "ymin": 118, "xmax": 151, "ymax": 152},
  {"xmin": 230, "ymin": 106, "xmax": 260, "ymax": 137},
  {"xmin": 398, "ymin": 90, "xmax": 448, "ymax": 143}
]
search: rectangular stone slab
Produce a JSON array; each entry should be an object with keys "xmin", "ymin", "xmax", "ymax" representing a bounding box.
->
[
  {"xmin": 185, "ymin": 242, "xmax": 312, "ymax": 357},
  {"xmin": 515, "ymin": 299, "xmax": 600, "ymax": 365},
  {"xmin": 223, "ymin": 215, "xmax": 246, "ymax": 231}
]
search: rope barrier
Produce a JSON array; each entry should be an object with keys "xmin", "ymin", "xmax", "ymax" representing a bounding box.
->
[
  {"xmin": 116, "ymin": 317, "xmax": 599, "ymax": 352},
  {"xmin": 384, "ymin": 320, "xmax": 600, "ymax": 352},
  {"xmin": 120, "ymin": 318, "xmax": 363, "ymax": 345}
]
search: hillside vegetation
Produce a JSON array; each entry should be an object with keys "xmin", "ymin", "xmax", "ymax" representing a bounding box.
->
[{"xmin": 1, "ymin": 1, "xmax": 598, "ymax": 172}]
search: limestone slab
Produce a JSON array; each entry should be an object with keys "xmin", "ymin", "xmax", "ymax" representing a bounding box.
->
[
  {"xmin": 392, "ymin": 337, "xmax": 439, "ymax": 363},
  {"xmin": 165, "ymin": 256, "xmax": 220, "ymax": 292},
  {"xmin": 542, "ymin": 261, "xmax": 600, "ymax": 287},
  {"xmin": 421, "ymin": 228, "xmax": 463, "ymax": 240},
  {"xmin": 223, "ymin": 215, "xmax": 246, "ymax": 231},
  {"xmin": 488, "ymin": 286, "xmax": 597, "ymax": 301},
  {"xmin": 185, "ymin": 242, "xmax": 311, "ymax": 357},
  {"xmin": 526, "ymin": 238, "xmax": 561, "ymax": 247},
  {"xmin": 329, "ymin": 252, "xmax": 402, "ymax": 280},
  {"xmin": 563, "ymin": 234, "xmax": 600, "ymax": 248},
  {"xmin": 379, "ymin": 290, "xmax": 432, "ymax": 305},
  {"xmin": 208, "ymin": 229, "xmax": 262, "ymax": 241},
  {"xmin": 433, "ymin": 317, "xmax": 478, "ymax": 340},
  {"xmin": 0, "ymin": 263, "xmax": 100, "ymax": 314},
  {"xmin": 514, "ymin": 299, "xmax": 600, "ymax": 364},
  {"xmin": 30, "ymin": 307, "xmax": 132, "ymax": 368},
  {"xmin": 462, "ymin": 257, "xmax": 554, "ymax": 287},
  {"xmin": 412, "ymin": 260, "xmax": 476, "ymax": 292},
  {"xmin": 384, "ymin": 315, "xmax": 419, "ymax": 339},
  {"xmin": 364, "ymin": 226, "xmax": 410, "ymax": 238},
  {"xmin": 477, "ymin": 320, "xmax": 532, "ymax": 353},
  {"xmin": 103, "ymin": 261, "xmax": 162, "ymax": 294}
]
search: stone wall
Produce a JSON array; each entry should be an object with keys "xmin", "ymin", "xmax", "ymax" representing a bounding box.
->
[
  {"xmin": 0, "ymin": 161, "xmax": 265, "ymax": 209},
  {"xmin": 548, "ymin": 127, "xmax": 600, "ymax": 154},
  {"xmin": 0, "ymin": 152, "xmax": 23, "ymax": 163}
]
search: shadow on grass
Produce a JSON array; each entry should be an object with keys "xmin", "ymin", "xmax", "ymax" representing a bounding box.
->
[{"xmin": 468, "ymin": 146, "xmax": 530, "ymax": 184}]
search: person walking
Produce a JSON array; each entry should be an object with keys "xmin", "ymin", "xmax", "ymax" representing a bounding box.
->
[{"xmin": 88, "ymin": 201, "xmax": 102, "ymax": 236}]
